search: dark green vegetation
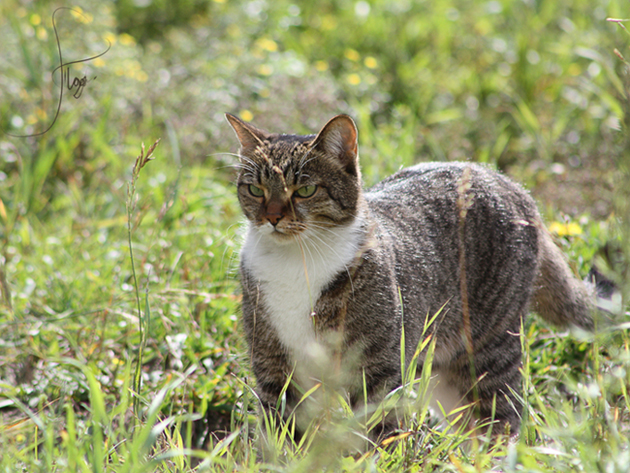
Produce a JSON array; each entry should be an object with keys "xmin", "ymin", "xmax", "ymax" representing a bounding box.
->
[{"xmin": 0, "ymin": 0, "xmax": 629, "ymax": 471}]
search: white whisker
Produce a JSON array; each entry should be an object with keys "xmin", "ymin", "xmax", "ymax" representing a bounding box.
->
[
  {"xmin": 303, "ymin": 227, "xmax": 357, "ymax": 294},
  {"xmin": 221, "ymin": 222, "xmax": 243, "ymax": 278}
]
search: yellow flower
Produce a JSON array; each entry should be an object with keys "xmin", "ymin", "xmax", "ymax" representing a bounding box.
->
[
  {"xmin": 123, "ymin": 59, "xmax": 142, "ymax": 72},
  {"xmin": 347, "ymin": 73, "xmax": 361, "ymax": 85},
  {"xmin": 134, "ymin": 70, "xmax": 148, "ymax": 82},
  {"xmin": 256, "ymin": 38, "xmax": 278, "ymax": 52},
  {"xmin": 548, "ymin": 221, "xmax": 583, "ymax": 237},
  {"xmin": 118, "ymin": 33, "xmax": 136, "ymax": 46},
  {"xmin": 364, "ymin": 56, "xmax": 378, "ymax": 69},
  {"xmin": 240, "ymin": 110, "xmax": 254, "ymax": 122},
  {"xmin": 36, "ymin": 26, "xmax": 48, "ymax": 41},
  {"xmin": 103, "ymin": 32, "xmax": 117, "ymax": 46},
  {"xmin": 315, "ymin": 60, "xmax": 328, "ymax": 71},
  {"xmin": 71, "ymin": 7, "xmax": 93, "ymax": 24},
  {"xmin": 345, "ymin": 49, "xmax": 360, "ymax": 61},
  {"xmin": 0, "ymin": 198, "xmax": 7, "ymax": 223},
  {"xmin": 30, "ymin": 13, "xmax": 41, "ymax": 26},
  {"xmin": 257, "ymin": 64, "xmax": 273, "ymax": 76}
]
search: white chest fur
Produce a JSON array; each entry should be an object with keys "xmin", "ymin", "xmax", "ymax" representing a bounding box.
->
[{"xmin": 240, "ymin": 220, "xmax": 364, "ymax": 368}]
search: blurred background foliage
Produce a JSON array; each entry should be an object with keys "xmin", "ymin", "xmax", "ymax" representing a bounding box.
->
[
  {"xmin": 0, "ymin": 0, "xmax": 629, "ymax": 469},
  {"xmin": 2, "ymin": 0, "xmax": 627, "ymax": 203}
]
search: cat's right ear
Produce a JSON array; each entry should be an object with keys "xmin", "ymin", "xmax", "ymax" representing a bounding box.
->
[
  {"xmin": 225, "ymin": 113, "xmax": 269, "ymax": 154},
  {"xmin": 312, "ymin": 114, "xmax": 360, "ymax": 176}
]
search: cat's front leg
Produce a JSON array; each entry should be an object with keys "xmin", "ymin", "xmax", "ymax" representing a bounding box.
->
[{"xmin": 240, "ymin": 277, "xmax": 297, "ymax": 427}]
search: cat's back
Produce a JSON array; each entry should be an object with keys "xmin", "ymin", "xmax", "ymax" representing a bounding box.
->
[
  {"xmin": 364, "ymin": 162, "xmax": 542, "ymax": 353},
  {"xmin": 365, "ymin": 162, "xmax": 540, "ymax": 238},
  {"xmin": 366, "ymin": 162, "xmax": 533, "ymax": 211}
]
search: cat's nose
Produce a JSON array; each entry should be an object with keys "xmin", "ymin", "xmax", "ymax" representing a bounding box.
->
[
  {"xmin": 265, "ymin": 200, "xmax": 285, "ymax": 226},
  {"xmin": 266, "ymin": 213, "xmax": 284, "ymax": 226}
]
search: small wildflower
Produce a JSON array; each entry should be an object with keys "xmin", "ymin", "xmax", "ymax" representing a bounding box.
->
[
  {"xmin": 118, "ymin": 33, "xmax": 136, "ymax": 46},
  {"xmin": 103, "ymin": 32, "xmax": 117, "ymax": 46},
  {"xmin": 364, "ymin": 56, "xmax": 378, "ymax": 69},
  {"xmin": 134, "ymin": 70, "xmax": 148, "ymax": 82},
  {"xmin": 345, "ymin": 49, "xmax": 360, "ymax": 61},
  {"xmin": 256, "ymin": 38, "xmax": 278, "ymax": 52},
  {"xmin": 0, "ymin": 198, "xmax": 7, "ymax": 222},
  {"xmin": 549, "ymin": 221, "xmax": 582, "ymax": 237},
  {"xmin": 36, "ymin": 27, "xmax": 47, "ymax": 41},
  {"xmin": 347, "ymin": 73, "xmax": 361, "ymax": 85},
  {"xmin": 315, "ymin": 60, "xmax": 328, "ymax": 71},
  {"xmin": 240, "ymin": 110, "xmax": 254, "ymax": 122},
  {"xmin": 257, "ymin": 64, "xmax": 274, "ymax": 76},
  {"xmin": 70, "ymin": 7, "xmax": 93, "ymax": 24}
]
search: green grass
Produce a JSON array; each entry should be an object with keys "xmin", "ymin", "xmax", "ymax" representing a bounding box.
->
[{"xmin": 1, "ymin": 0, "xmax": 629, "ymax": 471}]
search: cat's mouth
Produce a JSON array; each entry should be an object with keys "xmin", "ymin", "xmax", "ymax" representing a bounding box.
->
[
  {"xmin": 268, "ymin": 226, "xmax": 306, "ymax": 242},
  {"xmin": 258, "ymin": 222, "xmax": 291, "ymax": 238},
  {"xmin": 272, "ymin": 227, "xmax": 299, "ymax": 239},
  {"xmin": 256, "ymin": 220, "xmax": 308, "ymax": 242}
]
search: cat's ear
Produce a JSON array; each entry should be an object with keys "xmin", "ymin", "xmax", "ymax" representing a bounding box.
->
[
  {"xmin": 312, "ymin": 115, "xmax": 359, "ymax": 176},
  {"xmin": 225, "ymin": 113, "xmax": 269, "ymax": 154}
]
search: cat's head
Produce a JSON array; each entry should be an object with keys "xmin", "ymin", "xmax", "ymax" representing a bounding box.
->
[{"xmin": 226, "ymin": 114, "xmax": 363, "ymax": 242}]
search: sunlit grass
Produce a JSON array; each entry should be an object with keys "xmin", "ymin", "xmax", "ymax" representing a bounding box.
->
[{"xmin": 0, "ymin": 0, "xmax": 629, "ymax": 471}]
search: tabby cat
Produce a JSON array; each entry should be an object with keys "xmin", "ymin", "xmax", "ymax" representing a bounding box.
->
[{"xmin": 226, "ymin": 113, "xmax": 594, "ymax": 437}]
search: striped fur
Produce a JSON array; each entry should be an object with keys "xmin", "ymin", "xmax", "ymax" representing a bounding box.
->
[{"xmin": 227, "ymin": 114, "xmax": 594, "ymax": 438}]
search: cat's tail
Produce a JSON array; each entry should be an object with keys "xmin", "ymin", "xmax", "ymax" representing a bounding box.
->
[{"xmin": 532, "ymin": 223, "xmax": 595, "ymax": 331}]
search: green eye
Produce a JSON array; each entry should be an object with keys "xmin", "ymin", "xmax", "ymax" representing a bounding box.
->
[
  {"xmin": 248, "ymin": 185, "xmax": 264, "ymax": 197},
  {"xmin": 295, "ymin": 185, "xmax": 317, "ymax": 198}
]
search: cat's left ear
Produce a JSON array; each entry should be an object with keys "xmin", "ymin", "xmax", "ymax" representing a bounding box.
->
[
  {"xmin": 312, "ymin": 115, "xmax": 359, "ymax": 176},
  {"xmin": 225, "ymin": 113, "xmax": 270, "ymax": 155}
]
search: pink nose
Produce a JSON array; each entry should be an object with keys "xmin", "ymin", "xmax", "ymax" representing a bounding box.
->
[
  {"xmin": 266, "ymin": 213, "xmax": 283, "ymax": 226},
  {"xmin": 265, "ymin": 200, "xmax": 285, "ymax": 226}
]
